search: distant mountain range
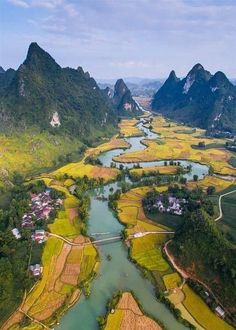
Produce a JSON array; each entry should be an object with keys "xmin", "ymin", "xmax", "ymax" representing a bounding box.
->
[
  {"xmin": 98, "ymin": 78, "xmax": 164, "ymax": 97},
  {"xmin": 152, "ymin": 64, "xmax": 236, "ymax": 135}
]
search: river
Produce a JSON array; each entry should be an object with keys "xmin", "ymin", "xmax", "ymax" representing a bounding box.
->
[{"xmin": 57, "ymin": 119, "xmax": 209, "ymax": 330}]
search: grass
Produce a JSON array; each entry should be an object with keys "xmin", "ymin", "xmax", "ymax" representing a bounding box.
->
[
  {"xmin": 0, "ymin": 129, "xmax": 82, "ymax": 187},
  {"xmin": 216, "ymin": 191, "xmax": 236, "ymax": 243},
  {"xmin": 163, "ymin": 272, "xmax": 182, "ymax": 290},
  {"xmin": 147, "ymin": 211, "xmax": 184, "ymax": 230},
  {"xmin": 182, "ymin": 284, "xmax": 233, "ymax": 330},
  {"xmin": 228, "ymin": 156, "xmax": 236, "ymax": 168}
]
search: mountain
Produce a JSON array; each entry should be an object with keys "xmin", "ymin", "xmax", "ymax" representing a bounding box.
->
[
  {"xmin": 112, "ymin": 79, "xmax": 143, "ymax": 117},
  {"xmin": 0, "ymin": 68, "xmax": 15, "ymax": 91},
  {"xmin": 98, "ymin": 78, "xmax": 164, "ymax": 97},
  {"xmin": 0, "ymin": 43, "xmax": 116, "ymax": 142},
  {"xmin": 152, "ymin": 64, "xmax": 236, "ymax": 134}
]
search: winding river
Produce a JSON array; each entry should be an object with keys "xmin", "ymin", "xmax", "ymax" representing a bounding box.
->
[{"xmin": 57, "ymin": 120, "xmax": 209, "ymax": 330}]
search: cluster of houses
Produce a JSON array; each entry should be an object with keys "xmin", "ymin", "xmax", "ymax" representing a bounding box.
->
[
  {"xmin": 11, "ymin": 189, "xmax": 63, "ymax": 277},
  {"xmin": 22, "ymin": 189, "xmax": 63, "ymax": 227},
  {"xmin": 152, "ymin": 196, "xmax": 186, "ymax": 216}
]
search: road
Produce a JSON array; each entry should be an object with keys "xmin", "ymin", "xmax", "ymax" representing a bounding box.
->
[{"xmin": 214, "ymin": 189, "xmax": 236, "ymax": 222}]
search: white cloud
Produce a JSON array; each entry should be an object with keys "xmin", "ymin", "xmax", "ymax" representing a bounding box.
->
[{"xmin": 8, "ymin": 0, "xmax": 29, "ymax": 8}]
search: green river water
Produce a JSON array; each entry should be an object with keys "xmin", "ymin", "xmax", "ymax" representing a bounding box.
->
[{"xmin": 57, "ymin": 120, "xmax": 209, "ymax": 330}]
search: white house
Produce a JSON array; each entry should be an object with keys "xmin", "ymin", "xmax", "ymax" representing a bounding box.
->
[{"xmin": 12, "ymin": 228, "xmax": 21, "ymax": 239}]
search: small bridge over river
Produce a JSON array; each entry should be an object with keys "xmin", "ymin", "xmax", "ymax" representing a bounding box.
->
[{"xmin": 48, "ymin": 230, "xmax": 174, "ymax": 246}]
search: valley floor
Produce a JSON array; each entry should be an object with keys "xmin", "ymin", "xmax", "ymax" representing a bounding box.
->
[{"xmin": 2, "ymin": 114, "xmax": 236, "ymax": 330}]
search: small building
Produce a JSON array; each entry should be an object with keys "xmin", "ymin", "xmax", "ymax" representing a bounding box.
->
[
  {"xmin": 29, "ymin": 264, "xmax": 42, "ymax": 276},
  {"xmin": 32, "ymin": 229, "xmax": 46, "ymax": 243},
  {"xmin": 215, "ymin": 306, "xmax": 225, "ymax": 318},
  {"xmin": 134, "ymin": 232, "xmax": 144, "ymax": 238},
  {"xmin": 12, "ymin": 228, "xmax": 21, "ymax": 239}
]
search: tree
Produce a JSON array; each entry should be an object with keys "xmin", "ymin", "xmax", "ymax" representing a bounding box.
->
[
  {"xmin": 207, "ymin": 186, "xmax": 216, "ymax": 195},
  {"xmin": 198, "ymin": 141, "xmax": 205, "ymax": 148},
  {"xmin": 180, "ymin": 177, "xmax": 187, "ymax": 184},
  {"xmin": 193, "ymin": 174, "xmax": 198, "ymax": 182}
]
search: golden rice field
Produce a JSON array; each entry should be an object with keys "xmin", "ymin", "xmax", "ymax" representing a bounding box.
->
[
  {"xmin": 131, "ymin": 234, "xmax": 170, "ymax": 271},
  {"xmin": 114, "ymin": 116, "xmax": 236, "ymax": 176},
  {"xmin": 117, "ymin": 186, "xmax": 168, "ymax": 229},
  {"xmin": 85, "ymin": 136, "xmax": 129, "ymax": 158},
  {"xmin": 52, "ymin": 160, "xmax": 119, "ymax": 182},
  {"xmin": 105, "ymin": 292, "xmax": 162, "ymax": 330},
  {"xmin": 118, "ymin": 119, "xmax": 143, "ymax": 137},
  {"xmin": 129, "ymin": 165, "xmax": 179, "ymax": 176},
  {"xmin": 182, "ymin": 284, "xmax": 233, "ymax": 330},
  {"xmin": 163, "ymin": 272, "xmax": 182, "ymax": 290},
  {"xmin": 117, "ymin": 186, "xmax": 171, "ymax": 273},
  {"xmin": 187, "ymin": 175, "xmax": 235, "ymax": 193}
]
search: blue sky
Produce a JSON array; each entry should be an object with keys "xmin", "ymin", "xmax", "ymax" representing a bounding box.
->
[{"xmin": 1, "ymin": 0, "xmax": 236, "ymax": 79}]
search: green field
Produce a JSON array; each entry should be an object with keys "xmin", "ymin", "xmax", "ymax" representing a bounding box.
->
[
  {"xmin": 217, "ymin": 191, "xmax": 236, "ymax": 244},
  {"xmin": 146, "ymin": 211, "xmax": 184, "ymax": 230}
]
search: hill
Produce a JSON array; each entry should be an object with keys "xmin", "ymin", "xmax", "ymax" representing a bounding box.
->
[
  {"xmin": 112, "ymin": 78, "xmax": 143, "ymax": 117},
  {"xmin": 152, "ymin": 64, "xmax": 236, "ymax": 135},
  {"xmin": 169, "ymin": 209, "xmax": 236, "ymax": 322},
  {"xmin": 0, "ymin": 42, "xmax": 117, "ymax": 141}
]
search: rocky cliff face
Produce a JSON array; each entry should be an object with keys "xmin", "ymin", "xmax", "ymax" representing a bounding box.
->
[{"xmin": 152, "ymin": 64, "xmax": 236, "ymax": 134}]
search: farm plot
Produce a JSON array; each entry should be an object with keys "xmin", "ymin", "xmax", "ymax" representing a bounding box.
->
[
  {"xmin": 114, "ymin": 116, "xmax": 236, "ymax": 176},
  {"xmin": 118, "ymin": 119, "xmax": 144, "ymax": 137},
  {"xmin": 105, "ymin": 292, "xmax": 162, "ymax": 330},
  {"xmin": 131, "ymin": 234, "xmax": 170, "ymax": 272},
  {"xmin": 182, "ymin": 284, "xmax": 233, "ymax": 330}
]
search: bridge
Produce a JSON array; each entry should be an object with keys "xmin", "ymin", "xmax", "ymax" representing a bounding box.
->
[{"xmin": 48, "ymin": 230, "xmax": 174, "ymax": 246}]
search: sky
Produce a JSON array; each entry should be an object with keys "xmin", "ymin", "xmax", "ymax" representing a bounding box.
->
[{"xmin": 1, "ymin": 0, "xmax": 236, "ymax": 79}]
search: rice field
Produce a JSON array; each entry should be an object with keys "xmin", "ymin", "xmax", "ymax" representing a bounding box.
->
[
  {"xmin": 182, "ymin": 284, "xmax": 233, "ymax": 330},
  {"xmin": 187, "ymin": 175, "xmax": 234, "ymax": 193},
  {"xmin": 114, "ymin": 116, "xmax": 236, "ymax": 176},
  {"xmin": 5, "ymin": 181, "xmax": 97, "ymax": 329},
  {"xmin": 163, "ymin": 272, "xmax": 182, "ymax": 290},
  {"xmin": 131, "ymin": 234, "xmax": 170, "ymax": 272},
  {"xmin": 52, "ymin": 161, "xmax": 120, "ymax": 182},
  {"xmin": 118, "ymin": 119, "xmax": 144, "ymax": 137},
  {"xmin": 105, "ymin": 292, "xmax": 161, "ymax": 330},
  {"xmin": 129, "ymin": 165, "xmax": 179, "ymax": 176}
]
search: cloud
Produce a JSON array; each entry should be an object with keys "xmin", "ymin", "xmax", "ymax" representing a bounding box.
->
[
  {"xmin": 8, "ymin": 0, "xmax": 29, "ymax": 8},
  {"xmin": 3, "ymin": 0, "xmax": 236, "ymax": 78}
]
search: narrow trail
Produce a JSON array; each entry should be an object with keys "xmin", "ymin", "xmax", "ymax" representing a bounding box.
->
[
  {"xmin": 18, "ymin": 308, "xmax": 50, "ymax": 330},
  {"xmin": 214, "ymin": 189, "xmax": 236, "ymax": 222}
]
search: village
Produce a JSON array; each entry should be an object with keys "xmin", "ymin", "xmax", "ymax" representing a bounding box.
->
[
  {"xmin": 11, "ymin": 188, "xmax": 63, "ymax": 277},
  {"xmin": 149, "ymin": 195, "xmax": 187, "ymax": 216}
]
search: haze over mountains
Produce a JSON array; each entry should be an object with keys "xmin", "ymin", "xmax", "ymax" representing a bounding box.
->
[{"xmin": 152, "ymin": 64, "xmax": 236, "ymax": 135}]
